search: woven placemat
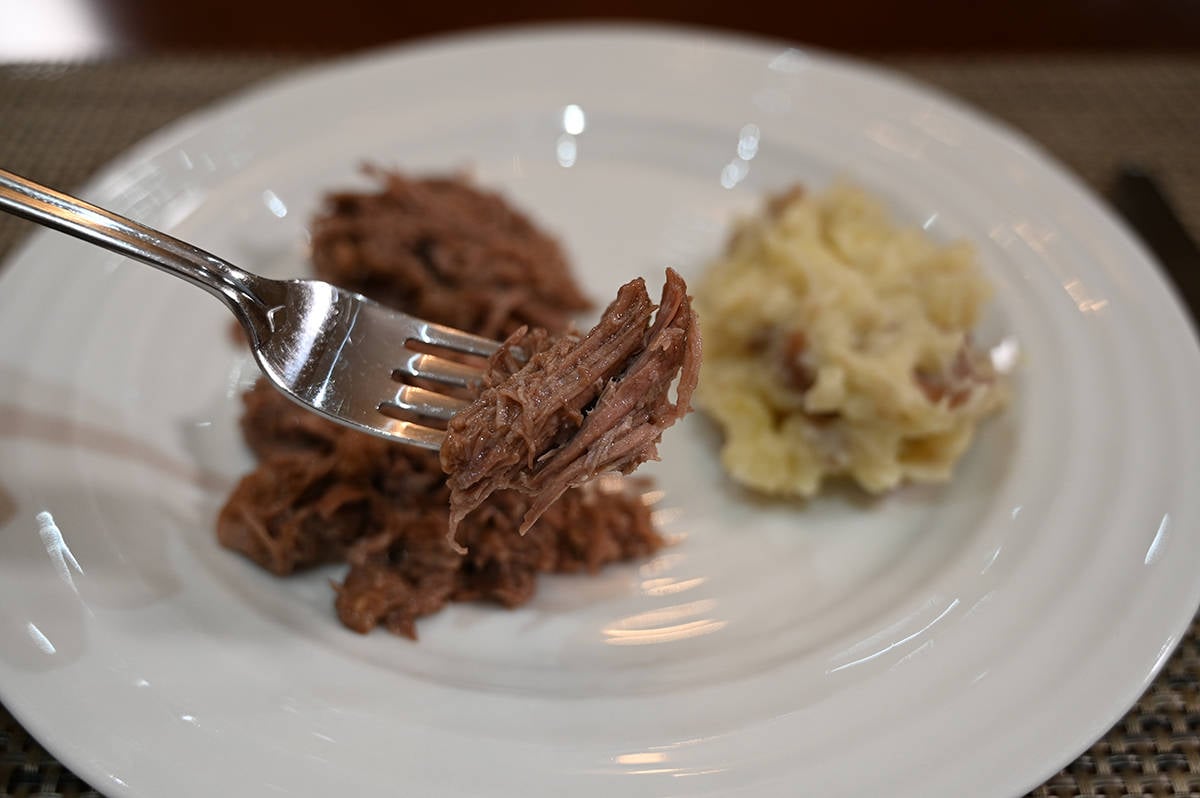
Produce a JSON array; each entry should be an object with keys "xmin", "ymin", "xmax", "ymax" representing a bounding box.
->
[{"xmin": 2, "ymin": 51, "xmax": 1199, "ymax": 798}]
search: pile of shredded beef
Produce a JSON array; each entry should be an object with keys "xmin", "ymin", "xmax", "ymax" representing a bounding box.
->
[
  {"xmin": 311, "ymin": 167, "xmax": 591, "ymax": 339},
  {"xmin": 216, "ymin": 171, "xmax": 668, "ymax": 639}
]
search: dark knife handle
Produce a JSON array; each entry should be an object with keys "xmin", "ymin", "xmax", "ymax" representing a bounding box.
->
[{"xmin": 1111, "ymin": 166, "xmax": 1200, "ymax": 322}]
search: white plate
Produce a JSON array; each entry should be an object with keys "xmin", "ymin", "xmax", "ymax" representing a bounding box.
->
[{"xmin": 1, "ymin": 25, "xmax": 1199, "ymax": 798}]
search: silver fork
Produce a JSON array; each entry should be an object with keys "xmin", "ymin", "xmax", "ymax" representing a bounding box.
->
[{"xmin": 0, "ymin": 168, "xmax": 499, "ymax": 450}]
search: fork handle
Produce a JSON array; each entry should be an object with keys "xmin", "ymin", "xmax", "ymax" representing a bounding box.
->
[{"xmin": 0, "ymin": 168, "xmax": 274, "ymax": 343}]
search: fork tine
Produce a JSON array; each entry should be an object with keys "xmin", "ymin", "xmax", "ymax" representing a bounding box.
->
[
  {"xmin": 394, "ymin": 350, "xmax": 486, "ymax": 389},
  {"xmin": 374, "ymin": 417, "xmax": 446, "ymax": 451},
  {"xmin": 409, "ymin": 320, "xmax": 501, "ymax": 358},
  {"xmin": 381, "ymin": 384, "xmax": 470, "ymax": 422}
]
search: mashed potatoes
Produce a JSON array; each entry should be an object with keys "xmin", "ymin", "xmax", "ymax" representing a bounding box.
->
[{"xmin": 695, "ymin": 184, "xmax": 1008, "ymax": 497}]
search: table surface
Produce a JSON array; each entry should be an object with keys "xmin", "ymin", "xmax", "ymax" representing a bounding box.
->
[
  {"xmin": 2, "ymin": 47, "xmax": 1200, "ymax": 798},
  {"xmin": 4, "ymin": 0, "xmax": 1200, "ymax": 61}
]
